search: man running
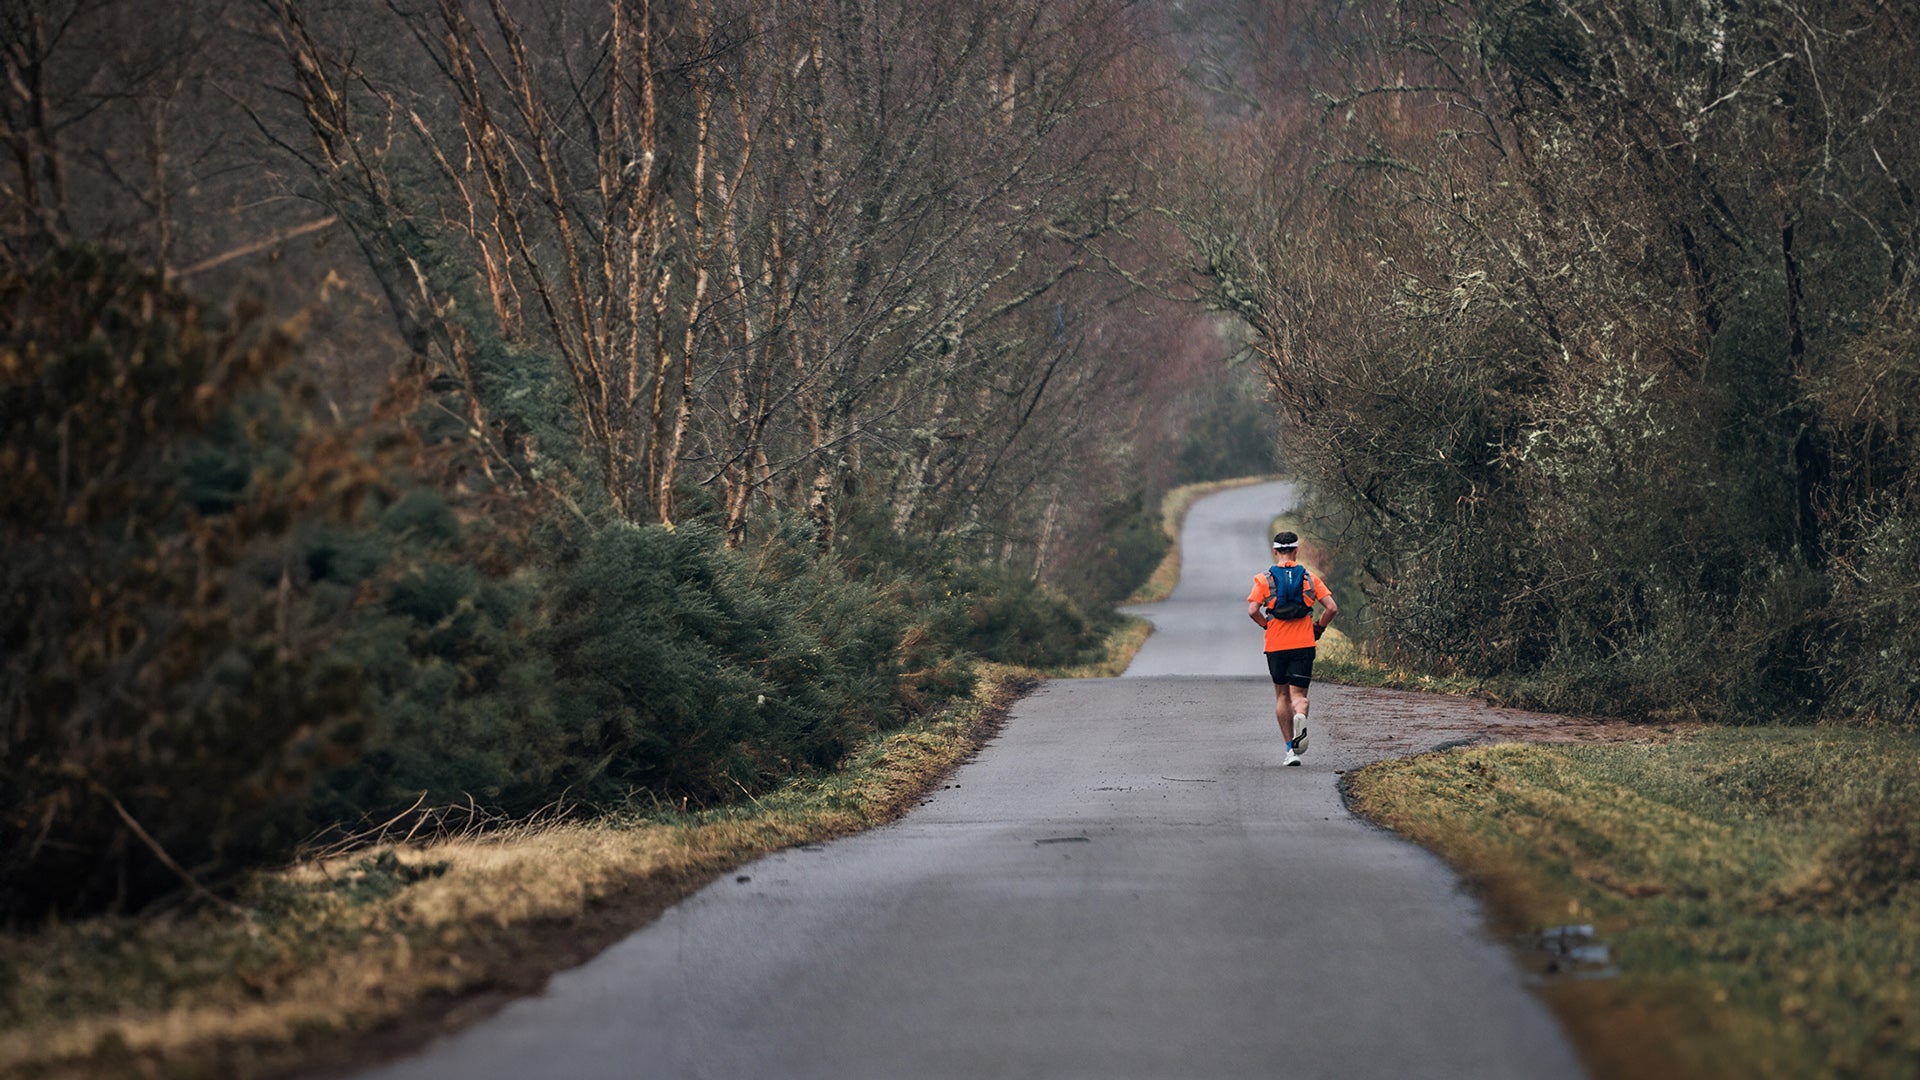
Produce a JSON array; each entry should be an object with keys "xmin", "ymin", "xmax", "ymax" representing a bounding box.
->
[{"xmin": 1247, "ymin": 531, "xmax": 1338, "ymax": 766}]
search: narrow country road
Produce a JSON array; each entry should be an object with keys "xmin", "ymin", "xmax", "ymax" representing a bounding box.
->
[{"xmin": 357, "ymin": 480, "xmax": 1587, "ymax": 1080}]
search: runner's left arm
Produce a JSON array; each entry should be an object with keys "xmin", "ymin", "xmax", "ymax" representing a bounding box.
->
[{"xmin": 1312, "ymin": 587, "xmax": 1339, "ymax": 637}]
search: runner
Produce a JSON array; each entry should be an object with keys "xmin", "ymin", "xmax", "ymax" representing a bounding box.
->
[{"xmin": 1247, "ymin": 531, "xmax": 1338, "ymax": 766}]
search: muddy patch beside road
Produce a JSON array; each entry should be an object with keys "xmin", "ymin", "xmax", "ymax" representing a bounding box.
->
[{"xmin": 1314, "ymin": 683, "xmax": 1662, "ymax": 764}]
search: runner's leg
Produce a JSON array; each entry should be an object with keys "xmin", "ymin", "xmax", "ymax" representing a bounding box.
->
[{"xmin": 1271, "ymin": 682, "xmax": 1296, "ymax": 744}]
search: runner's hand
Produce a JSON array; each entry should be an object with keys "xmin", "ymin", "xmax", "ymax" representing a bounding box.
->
[{"xmin": 1313, "ymin": 623, "xmax": 1325, "ymax": 640}]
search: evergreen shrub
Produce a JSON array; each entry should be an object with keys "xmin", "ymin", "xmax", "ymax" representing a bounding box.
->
[
  {"xmin": 954, "ymin": 562, "xmax": 1099, "ymax": 669},
  {"xmin": 0, "ymin": 251, "xmax": 373, "ymax": 917},
  {"xmin": 1062, "ymin": 492, "xmax": 1172, "ymax": 606},
  {"xmin": 829, "ymin": 504, "xmax": 1107, "ymax": 670},
  {"xmin": 1, "ymin": 254, "xmax": 1118, "ymax": 917}
]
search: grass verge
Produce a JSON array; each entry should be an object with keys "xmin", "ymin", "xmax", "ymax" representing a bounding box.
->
[
  {"xmin": 1345, "ymin": 726, "xmax": 1920, "ymax": 1080},
  {"xmin": 1048, "ymin": 615, "xmax": 1152, "ymax": 679},
  {"xmin": 1312, "ymin": 641, "xmax": 1486, "ymax": 696},
  {"xmin": 0, "ymin": 666, "xmax": 1044, "ymax": 1080},
  {"xmin": 1127, "ymin": 475, "xmax": 1280, "ymax": 604}
]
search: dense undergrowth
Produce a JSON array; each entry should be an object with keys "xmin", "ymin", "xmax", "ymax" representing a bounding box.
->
[
  {"xmin": 1183, "ymin": 0, "xmax": 1920, "ymax": 733},
  {"xmin": 0, "ymin": 250, "xmax": 1153, "ymax": 922}
]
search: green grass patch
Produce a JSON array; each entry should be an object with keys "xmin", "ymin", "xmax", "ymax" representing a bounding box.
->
[
  {"xmin": 1312, "ymin": 647, "xmax": 1488, "ymax": 696},
  {"xmin": 1346, "ymin": 726, "xmax": 1920, "ymax": 1080}
]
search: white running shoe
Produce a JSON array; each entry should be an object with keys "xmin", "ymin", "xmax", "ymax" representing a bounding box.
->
[
  {"xmin": 1283, "ymin": 748, "xmax": 1302, "ymax": 767},
  {"xmin": 1292, "ymin": 719, "xmax": 1308, "ymax": 752}
]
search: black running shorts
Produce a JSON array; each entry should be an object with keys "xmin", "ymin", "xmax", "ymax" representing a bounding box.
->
[{"xmin": 1265, "ymin": 646, "xmax": 1315, "ymax": 688}]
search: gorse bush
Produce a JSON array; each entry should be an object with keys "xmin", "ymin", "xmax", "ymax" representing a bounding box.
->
[
  {"xmin": 830, "ymin": 505, "xmax": 1112, "ymax": 670},
  {"xmin": 331, "ymin": 506, "xmax": 1098, "ymax": 833},
  {"xmin": 1062, "ymin": 492, "xmax": 1172, "ymax": 607},
  {"xmin": 541, "ymin": 522, "xmax": 877, "ymax": 802},
  {"xmin": 0, "ymin": 251, "xmax": 373, "ymax": 917},
  {"xmin": 309, "ymin": 498, "xmax": 566, "ymax": 827},
  {"xmin": 0, "ymin": 251, "xmax": 1111, "ymax": 918}
]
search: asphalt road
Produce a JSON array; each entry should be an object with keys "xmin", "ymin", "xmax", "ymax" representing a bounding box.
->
[{"xmin": 359, "ymin": 480, "xmax": 1584, "ymax": 1080}]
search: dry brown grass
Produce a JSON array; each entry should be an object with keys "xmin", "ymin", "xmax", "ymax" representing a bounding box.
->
[{"xmin": 0, "ymin": 668, "xmax": 1038, "ymax": 1080}]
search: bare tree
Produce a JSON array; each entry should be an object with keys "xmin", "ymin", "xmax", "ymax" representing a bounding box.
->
[{"xmin": 268, "ymin": 0, "xmax": 1172, "ymax": 554}]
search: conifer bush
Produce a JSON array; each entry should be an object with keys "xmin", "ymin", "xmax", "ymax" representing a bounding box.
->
[
  {"xmin": 1, "ymin": 252, "xmax": 1117, "ymax": 916},
  {"xmin": 952, "ymin": 562, "xmax": 1098, "ymax": 670},
  {"xmin": 316, "ymin": 536, "xmax": 564, "ymax": 821},
  {"xmin": 0, "ymin": 251, "xmax": 374, "ymax": 917},
  {"xmin": 1060, "ymin": 492, "xmax": 1172, "ymax": 605},
  {"xmin": 527, "ymin": 520, "xmax": 985, "ymax": 804},
  {"xmin": 537, "ymin": 522, "xmax": 774, "ymax": 802}
]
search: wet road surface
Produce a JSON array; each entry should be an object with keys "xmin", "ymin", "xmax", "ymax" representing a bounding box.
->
[{"xmin": 357, "ymin": 480, "xmax": 1585, "ymax": 1080}]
